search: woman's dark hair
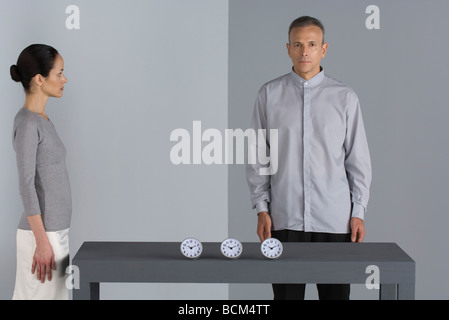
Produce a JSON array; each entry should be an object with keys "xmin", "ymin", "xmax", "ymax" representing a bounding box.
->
[{"xmin": 10, "ymin": 44, "xmax": 59, "ymax": 92}]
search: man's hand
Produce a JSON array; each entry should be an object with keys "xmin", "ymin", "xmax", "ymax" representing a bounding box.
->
[
  {"xmin": 350, "ymin": 217, "xmax": 365, "ymax": 242},
  {"xmin": 257, "ymin": 211, "xmax": 272, "ymax": 241}
]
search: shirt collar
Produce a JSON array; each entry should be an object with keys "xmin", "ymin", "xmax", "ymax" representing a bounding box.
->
[{"xmin": 290, "ymin": 66, "xmax": 325, "ymax": 87}]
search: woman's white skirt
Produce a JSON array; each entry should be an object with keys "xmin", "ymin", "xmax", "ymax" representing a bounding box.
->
[{"xmin": 12, "ymin": 228, "xmax": 70, "ymax": 300}]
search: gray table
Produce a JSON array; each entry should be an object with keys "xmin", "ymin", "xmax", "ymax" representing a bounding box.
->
[{"xmin": 71, "ymin": 241, "xmax": 415, "ymax": 300}]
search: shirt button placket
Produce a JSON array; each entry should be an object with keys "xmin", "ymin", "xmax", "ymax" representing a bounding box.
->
[{"xmin": 303, "ymin": 82, "xmax": 311, "ymax": 231}]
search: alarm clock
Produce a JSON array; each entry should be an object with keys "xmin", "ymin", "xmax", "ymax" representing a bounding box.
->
[
  {"xmin": 180, "ymin": 238, "xmax": 203, "ymax": 259},
  {"xmin": 220, "ymin": 238, "xmax": 243, "ymax": 259},
  {"xmin": 261, "ymin": 238, "xmax": 283, "ymax": 259}
]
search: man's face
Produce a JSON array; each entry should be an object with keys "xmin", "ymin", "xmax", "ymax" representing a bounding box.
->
[{"xmin": 287, "ymin": 25, "xmax": 328, "ymax": 80}]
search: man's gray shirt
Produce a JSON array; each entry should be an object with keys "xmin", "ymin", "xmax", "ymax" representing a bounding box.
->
[{"xmin": 246, "ymin": 69, "xmax": 372, "ymax": 233}]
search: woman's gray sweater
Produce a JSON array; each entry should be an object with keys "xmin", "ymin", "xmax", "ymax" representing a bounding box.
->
[{"xmin": 13, "ymin": 107, "xmax": 72, "ymax": 231}]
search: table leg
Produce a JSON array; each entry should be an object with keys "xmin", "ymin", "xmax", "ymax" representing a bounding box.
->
[
  {"xmin": 379, "ymin": 284, "xmax": 396, "ymax": 300},
  {"xmin": 90, "ymin": 282, "xmax": 100, "ymax": 300},
  {"xmin": 397, "ymin": 283, "xmax": 415, "ymax": 300},
  {"xmin": 73, "ymin": 281, "xmax": 100, "ymax": 300}
]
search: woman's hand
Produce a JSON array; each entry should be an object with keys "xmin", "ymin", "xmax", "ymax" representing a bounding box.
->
[
  {"xmin": 32, "ymin": 240, "xmax": 56, "ymax": 283},
  {"xmin": 27, "ymin": 215, "xmax": 56, "ymax": 283}
]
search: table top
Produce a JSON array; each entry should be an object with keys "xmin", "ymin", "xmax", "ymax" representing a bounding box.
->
[
  {"xmin": 72, "ymin": 241, "xmax": 415, "ymax": 284},
  {"xmin": 73, "ymin": 241, "xmax": 414, "ymax": 263}
]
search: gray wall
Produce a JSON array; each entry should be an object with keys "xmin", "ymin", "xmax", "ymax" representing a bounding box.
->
[
  {"xmin": 228, "ymin": 0, "xmax": 449, "ymax": 299},
  {"xmin": 0, "ymin": 0, "xmax": 229, "ymax": 299},
  {"xmin": 0, "ymin": 0, "xmax": 448, "ymax": 300}
]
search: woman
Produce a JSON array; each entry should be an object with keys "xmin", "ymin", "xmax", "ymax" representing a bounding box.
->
[{"xmin": 10, "ymin": 44, "xmax": 71, "ymax": 299}]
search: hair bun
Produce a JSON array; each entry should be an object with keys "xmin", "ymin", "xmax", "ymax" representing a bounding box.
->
[{"xmin": 10, "ymin": 65, "xmax": 21, "ymax": 82}]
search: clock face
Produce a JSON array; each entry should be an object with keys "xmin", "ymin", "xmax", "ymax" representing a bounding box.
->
[
  {"xmin": 180, "ymin": 238, "xmax": 203, "ymax": 259},
  {"xmin": 261, "ymin": 238, "xmax": 283, "ymax": 259},
  {"xmin": 220, "ymin": 238, "xmax": 243, "ymax": 259}
]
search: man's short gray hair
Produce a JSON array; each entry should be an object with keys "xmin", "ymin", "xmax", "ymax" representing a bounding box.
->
[{"xmin": 288, "ymin": 16, "xmax": 325, "ymax": 43}]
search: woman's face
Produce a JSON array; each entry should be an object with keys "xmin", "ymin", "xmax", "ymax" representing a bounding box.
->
[{"xmin": 41, "ymin": 54, "xmax": 67, "ymax": 98}]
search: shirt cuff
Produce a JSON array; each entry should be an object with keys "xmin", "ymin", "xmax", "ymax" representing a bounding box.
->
[
  {"xmin": 255, "ymin": 201, "xmax": 269, "ymax": 214},
  {"xmin": 351, "ymin": 202, "xmax": 365, "ymax": 220}
]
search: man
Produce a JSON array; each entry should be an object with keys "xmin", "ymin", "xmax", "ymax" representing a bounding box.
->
[{"xmin": 246, "ymin": 16, "xmax": 372, "ymax": 300}]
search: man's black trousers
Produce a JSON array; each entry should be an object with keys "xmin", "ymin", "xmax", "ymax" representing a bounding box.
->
[{"xmin": 271, "ymin": 229, "xmax": 351, "ymax": 300}]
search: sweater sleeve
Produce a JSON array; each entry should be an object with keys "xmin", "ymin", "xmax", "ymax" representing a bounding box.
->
[{"xmin": 13, "ymin": 117, "xmax": 42, "ymax": 217}]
